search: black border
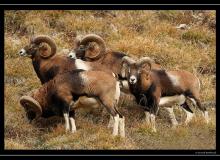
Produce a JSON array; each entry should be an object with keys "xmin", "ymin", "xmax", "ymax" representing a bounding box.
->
[
  {"xmin": 0, "ymin": 0, "xmax": 220, "ymax": 5},
  {"xmin": 1, "ymin": 4, "xmax": 219, "ymax": 157},
  {"xmin": 1, "ymin": 5, "xmax": 219, "ymax": 10}
]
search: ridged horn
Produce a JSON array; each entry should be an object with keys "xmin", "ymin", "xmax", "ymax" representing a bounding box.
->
[
  {"xmin": 32, "ymin": 35, "xmax": 57, "ymax": 58},
  {"xmin": 20, "ymin": 96, "xmax": 42, "ymax": 119},
  {"xmin": 121, "ymin": 56, "xmax": 136, "ymax": 65},
  {"xmin": 121, "ymin": 56, "xmax": 136, "ymax": 77},
  {"xmin": 80, "ymin": 34, "xmax": 106, "ymax": 59},
  {"xmin": 137, "ymin": 57, "xmax": 154, "ymax": 70}
]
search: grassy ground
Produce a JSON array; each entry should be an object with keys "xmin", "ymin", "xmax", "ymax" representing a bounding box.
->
[{"xmin": 4, "ymin": 10, "xmax": 216, "ymax": 150}]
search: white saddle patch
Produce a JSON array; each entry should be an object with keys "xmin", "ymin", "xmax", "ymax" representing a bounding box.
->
[
  {"xmin": 167, "ymin": 73, "xmax": 179, "ymax": 86},
  {"xmin": 75, "ymin": 59, "xmax": 91, "ymax": 71}
]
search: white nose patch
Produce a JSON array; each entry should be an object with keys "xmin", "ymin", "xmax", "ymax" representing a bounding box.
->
[
  {"xmin": 129, "ymin": 75, "xmax": 137, "ymax": 84},
  {"xmin": 68, "ymin": 51, "xmax": 76, "ymax": 59},
  {"xmin": 19, "ymin": 49, "xmax": 26, "ymax": 56}
]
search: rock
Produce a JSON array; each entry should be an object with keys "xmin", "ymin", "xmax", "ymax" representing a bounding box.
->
[
  {"xmin": 176, "ymin": 24, "xmax": 190, "ymax": 30},
  {"xmin": 5, "ymin": 76, "xmax": 26, "ymax": 85}
]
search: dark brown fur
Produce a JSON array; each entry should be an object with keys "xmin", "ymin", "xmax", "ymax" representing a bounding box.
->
[
  {"xmin": 20, "ymin": 36, "xmax": 114, "ymax": 84},
  {"xmin": 29, "ymin": 70, "xmax": 121, "ymax": 120},
  {"xmin": 19, "ymin": 36, "xmax": 118, "ymax": 120},
  {"xmin": 128, "ymin": 67, "xmax": 206, "ymax": 115},
  {"xmin": 73, "ymin": 34, "xmax": 127, "ymax": 77},
  {"xmin": 75, "ymin": 47, "xmax": 127, "ymax": 77}
]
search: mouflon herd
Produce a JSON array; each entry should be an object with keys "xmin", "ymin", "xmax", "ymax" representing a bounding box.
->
[{"xmin": 18, "ymin": 34, "xmax": 210, "ymax": 138}]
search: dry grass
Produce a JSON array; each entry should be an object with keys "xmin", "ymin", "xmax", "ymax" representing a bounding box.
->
[{"xmin": 4, "ymin": 10, "xmax": 216, "ymax": 150}]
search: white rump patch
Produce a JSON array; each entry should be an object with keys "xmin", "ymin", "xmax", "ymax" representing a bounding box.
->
[
  {"xmin": 75, "ymin": 59, "xmax": 90, "ymax": 71},
  {"xmin": 167, "ymin": 73, "xmax": 179, "ymax": 86}
]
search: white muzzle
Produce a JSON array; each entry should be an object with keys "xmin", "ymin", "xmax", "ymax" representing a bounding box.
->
[
  {"xmin": 68, "ymin": 51, "xmax": 76, "ymax": 59},
  {"xmin": 129, "ymin": 75, "xmax": 137, "ymax": 84},
  {"xmin": 19, "ymin": 49, "xmax": 27, "ymax": 56}
]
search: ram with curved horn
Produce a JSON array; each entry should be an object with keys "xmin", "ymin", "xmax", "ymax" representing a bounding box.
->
[
  {"xmin": 78, "ymin": 34, "xmax": 107, "ymax": 60},
  {"xmin": 122, "ymin": 56, "xmax": 209, "ymax": 132},
  {"xmin": 69, "ymin": 34, "xmax": 127, "ymax": 77},
  {"xmin": 19, "ymin": 35, "xmax": 67, "ymax": 83},
  {"xmin": 19, "ymin": 69, "xmax": 125, "ymax": 137},
  {"xmin": 19, "ymin": 35, "xmax": 115, "ymax": 83},
  {"xmin": 18, "ymin": 35, "xmax": 120, "ymax": 125},
  {"xmin": 69, "ymin": 34, "xmax": 162, "ymax": 94}
]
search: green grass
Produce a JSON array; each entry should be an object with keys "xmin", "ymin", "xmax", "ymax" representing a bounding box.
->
[{"xmin": 4, "ymin": 10, "xmax": 216, "ymax": 150}]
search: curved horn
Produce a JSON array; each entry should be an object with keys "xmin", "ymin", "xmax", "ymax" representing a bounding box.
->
[
  {"xmin": 80, "ymin": 34, "xmax": 106, "ymax": 59},
  {"xmin": 32, "ymin": 35, "xmax": 57, "ymax": 58},
  {"xmin": 137, "ymin": 57, "xmax": 155, "ymax": 70},
  {"xmin": 20, "ymin": 96, "xmax": 42, "ymax": 119},
  {"xmin": 121, "ymin": 56, "xmax": 136, "ymax": 78},
  {"xmin": 121, "ymin": 56, "xmax": 136, "ymax": 65}
]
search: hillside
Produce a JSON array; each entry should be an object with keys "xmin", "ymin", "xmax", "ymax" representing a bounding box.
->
[{"xmin": 4, "ymin": 10, "xmax": 216, "ymax": 150}]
